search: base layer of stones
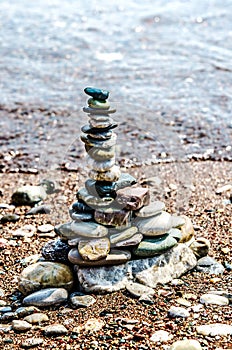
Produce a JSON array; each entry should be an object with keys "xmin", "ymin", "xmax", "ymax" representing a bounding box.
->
[{"xmin": 18, "ymin": 88, "xmax": 211, "ymax": 299}]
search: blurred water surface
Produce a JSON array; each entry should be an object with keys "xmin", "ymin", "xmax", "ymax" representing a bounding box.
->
[{"xmin": 0, "ymin": 0, "xmax": 231, "ymax": 171}]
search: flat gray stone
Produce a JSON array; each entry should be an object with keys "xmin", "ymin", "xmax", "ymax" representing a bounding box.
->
[
  {"xmin": 114, "ymin": 233, "xmax": 143, "ymax": 247},
  {"xmin": 109, "ymin": 226, "xmax": 138, "ymax": 245},
  {"xmin": 23, "ymin": 288, "xmax": 68, "ymax": 307},
  {"xmin": 196, "ymin": 256, "xmax": 225, "ymax": 274},
  {"xmin": 133, "ymin": 211, "xmax": 173, "ymax": 236},
  {"xmin": 55, "ymin": 221, "xmax": 108, "ymax": 240},
  {"xmin": 135, "ymin": 201, "xmax": 165, "ymax": 218},
  {"xmin": 15, "ymin": 306, "xmax": 40, "ymax": 318}
]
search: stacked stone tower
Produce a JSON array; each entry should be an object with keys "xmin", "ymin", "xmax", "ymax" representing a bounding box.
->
[{"xmin": 54, "ymin": 88, "xmax": 196, "ymax": 266}]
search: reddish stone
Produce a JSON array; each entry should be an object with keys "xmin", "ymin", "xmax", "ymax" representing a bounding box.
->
[{"xmin": 116, "ymin": 187, "xmax": 150, "ymax": 210}]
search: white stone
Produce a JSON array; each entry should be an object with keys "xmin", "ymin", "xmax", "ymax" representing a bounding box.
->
[
  {"xmin": 134, "ymin": 211, "xmax": 172, "ymax": 236},
  {"xmin": 125, "ymin": 281, "xmax": 154, "ymax": 298},
  {"xmin": 196, "ymin": 323, "xmax": 232, "ymax": 336},
  {"xmin": 200, "ymin": 293, "xmax": 229, "ymax": 306},
  {"xmin": 169, "ymin": 339, "xmax": 202, "ymax": 350},
  {"xmin": 12, "ymin": 224, "xmax": 36, "ymax": 238},
  {"xmin": 150, "ymin": 330, "xmax": 172, "ymax": 343},
  {"xmin": 135, "ymin": 201, "xmax": 165, "ymax": 218},
  {"xmin": 11, "ymin": 320, "xmax": 32, "ymax": 332},
  {"xmin": 168, "ymin": 306, "xmax": 190, "ymax": 318}
]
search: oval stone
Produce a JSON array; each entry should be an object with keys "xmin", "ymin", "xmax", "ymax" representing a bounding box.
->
[
  {"xmin": 133, "ymin": 234, "xmax": 178, "ymax": 257},
  {"xmin": 88, "ymin": 157, "xmax": 116, "ymax": 172},
  {"xmin": 77, "ymin": 187, "xmax": 114, "ymax": 208},
  {"xmin": 23, "ymin": 288, "xmax": 68, "ymax": 307},
  {"xmin": 133, "ymin": 211, "xmax": 172, "ymax": 236},
  {"xmin": 42, "ymin": 239, "xmax": 71, "ymax": 264},
  {"xmin": 88, "ymin": 97, "xmax": 110, "ymax": 109},
  {"xmin": 69, "ymin": 248, "xmax": 131, "ymax": 266},
  {"xmin": 87, "ymin": 146, "xmax": 116, "ymax": 161},
  {"xmin": 135, "ymin": 201, "xmax": 165, "ymax": 218},
  {"xmin": 179, "ymin": 215, "xmax": 195, "ymax": 243},
  {"xmin": 18, "ymin": 262, "xmax": 73, "ymax": 295}
]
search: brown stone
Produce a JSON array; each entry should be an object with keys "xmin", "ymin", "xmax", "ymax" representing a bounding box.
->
[
  {"xmin": 69, "ymin": 248, "xmax": 131, "ymax": 266},
  {"xmin": 179, "ymin": 215, "xmax": 195, "ymax": 243},
  {"xmin": 116, "ymin": 187, "xmax": 150, "ymax": 210},
  {"xmin": 94, "ymin": 208, "xmax": 131, "ymax": 227}
]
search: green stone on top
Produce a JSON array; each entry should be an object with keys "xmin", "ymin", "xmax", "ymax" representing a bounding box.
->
[{"xmin": 84, "ymin": 87, "xmax": 109, "ymax": 101}]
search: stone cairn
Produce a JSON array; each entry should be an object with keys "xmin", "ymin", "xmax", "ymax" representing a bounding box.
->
[{"xmin": 18, "ymin": 88, "xmax": 210, "ymax": 297}]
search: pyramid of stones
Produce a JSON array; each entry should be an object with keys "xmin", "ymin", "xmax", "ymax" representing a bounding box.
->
[{"xmin": 55, "ymin": 87, "xmax": 194, "ymax": 266}]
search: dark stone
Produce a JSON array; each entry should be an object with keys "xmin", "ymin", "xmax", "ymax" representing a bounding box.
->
[
  {"xmin": 84, "ymin": 87, "xmax": 109, "ymax": 101},
  {"xmin": 69, "ymin": 209, "xmax": 93, "ymax": 222},
  {"xmin": 81, "ymin": 123, "xmax": 118, "ymax": 134},
  {"xmin": 85, "ymin": 179, "xmax": 117, "ymax": 198},
  {"xmin": 116, "ymin": 187, "xmax": 150, "ymax": 210},
  {"xmin": 72, "ymin": 201, "xmax": 94, "ymax": 214},
  {"xmin": 0, "ymin": 214, "xmax": 20, "ymax": 223},
  {"xmin": 41, "ymin": 239, "xmax": 71, "ymax": 264},
  {"xmin": 88, "ymin": 131, "xmax": 112, "ymax": 141},
  {"xmin": 83, "ymin": 107, "xmax": 116, "ymax": 115}
]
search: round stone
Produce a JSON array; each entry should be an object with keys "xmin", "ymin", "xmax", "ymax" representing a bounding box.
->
[
  {"xmin": 78, "ymin": 238, "xmax": 110, "ymax": 261},
  {"xmin": 42, "ymin": 239, "xmax": 71, "ymax": 264},
  {"xmin": 18, "ymin": 262, "xmax": 73, "ymax": 295},
  {"xmin": 135, "ymin": 201, "xmax": 165, "ymax": 218},
  {"xmin": 189, "ymin": 237, "xmax": 210, "ymax": 258},
  {"xmin": 89, "ymin": 165, "xmax": 121, "ymax": 182},
  {"xmin": 133, "ymin": 211, "xmax": 172, "ymax": 236},
  {"xmin": 23, "ymin": 288, "xmax": 68, "ymax": 307}
]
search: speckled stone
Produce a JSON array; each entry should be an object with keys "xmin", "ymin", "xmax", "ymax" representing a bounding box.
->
[
  {"xmin": 133, "ymin": 234, "xmax": 178, "ymax": 257},
  {"xmin": 41, "ymin": 239, "xmax": 71, "ymax": 264},
  {"xmin": 94, "ymin": 208, "xmax": 131, "ymax": 227},
  {"xmin": 135, "ymin": 201, "xmax": 165, "ymax": 217},
  {"xmin": 125, "ymin": 281, "xmax": 154, "ymax": 298},
  {"xmin": 70, "ymin": 292, "xmax": 96, "ymax": 308},
  {"xmin": 86, "ymin": 146, "xmax": 116, "ymax": 161},
  {"xmin": 77, "ymin": 187, "xmax": 114, "ymax": 208},
  {"xmin": 133, "ymin": 211, "xmax": 172, "ymax": 236},
  {"xmin": 23, "ymin": 288, "xmax": 68, "ymax": 307},
  {"xmin": 69, "ymin": 248, "xmax": 131, "ymax": 266},
  {"xmin": 78, "ymin": 238, "xmax": 110, "ymax": 261},
  {"xmin": 89, "ymin": 165, "xmax": 121, "ymax": 182},
  {"xmin": 116, "ymin": 187, "xmax": 150, "ymax": 210},
  {"xmin": 18, "ymin": 262, "xmax": 73, "ymax": 294}
]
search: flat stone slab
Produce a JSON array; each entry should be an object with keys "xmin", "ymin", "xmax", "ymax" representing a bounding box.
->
[
  {"xmin": 76, "ymin": 244, "xmax": 197, "ymax": 292},
  {"xmin": 133, "ymin": 211, "xmax": 173, "ymax": 236}
]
